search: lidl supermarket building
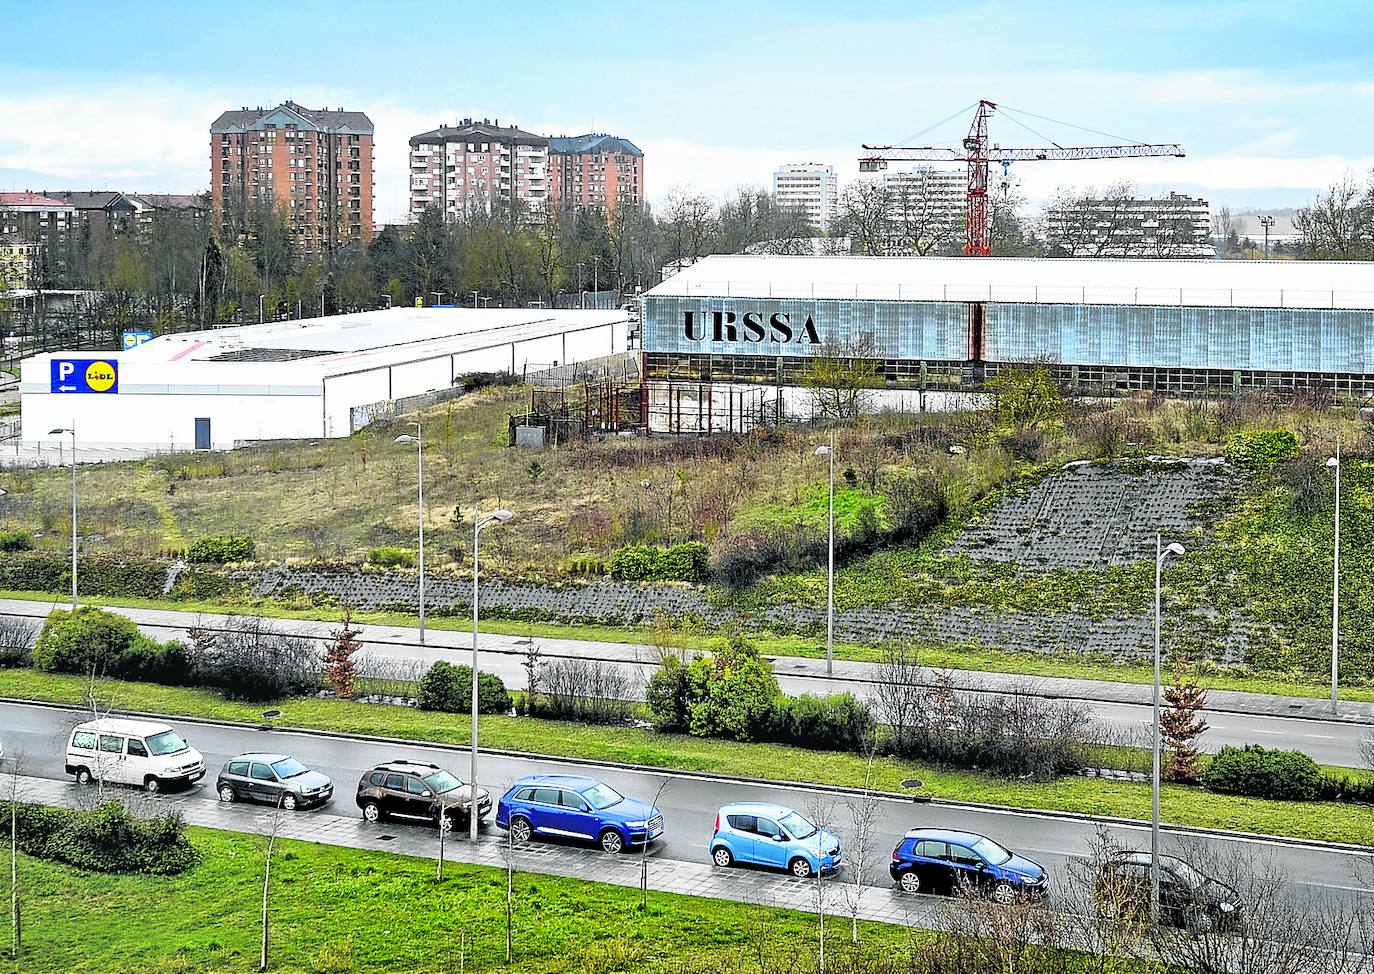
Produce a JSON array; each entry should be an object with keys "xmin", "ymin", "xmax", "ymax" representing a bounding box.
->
[
  {"xmin": 640, "ymin": 255, "xmax": 1374, "ymax": 433},
  {"xmin": 21, "ymin": 307, "xmax": 627, "ymax": 450}
]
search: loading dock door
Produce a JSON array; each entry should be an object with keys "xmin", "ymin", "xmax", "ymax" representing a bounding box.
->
[{"xmin": 194, "ymin": 418, "xmax": 210, "ymax": 451}]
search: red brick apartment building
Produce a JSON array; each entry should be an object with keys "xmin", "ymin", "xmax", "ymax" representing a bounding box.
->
[
  {"xmin": 547, "ymin": 134, "xmax": 644, "ymax": 214},
  {"xmin": 211, "ymin": 101, "xmax": 373, "ymax": 254}
]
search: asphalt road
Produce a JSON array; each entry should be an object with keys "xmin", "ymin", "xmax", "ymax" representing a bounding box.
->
[
  {"xmin": 3, "ymin": 596, "xmax": 1363, "ymax": 767},
  {"xmin": 3, "ymin": 700, "xmax": 1370, "ymax": 910}
]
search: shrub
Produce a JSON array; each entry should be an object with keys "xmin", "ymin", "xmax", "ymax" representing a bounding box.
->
[
  {"xmin": 192, "ymin": 616, "xmax": 319, "ymax": 701},
  {"xmin": 0, "ymin": 528, "xmax": 34, "ymax": 552},
  {"xmin": 0, "ymin": 616, "xmax": 37, "ymax": 668},
  {"xmin": 33, "ymin": 607, "xmax": 142, "ymax": 674},
  {"xmin": 771, "ymin": 693, "xmax": 875, "ymax": 752},
  {"xmin": 607, "ymin": 544, "xmax": 657, "ymax": 581},
  {"xmin": 367, "ymin": 546, "xmax": 416, "ymax": 568},
  {"xmin": 1224, "ymin": 429, "xmax": 1300, "ymax": 469},
  {"xmin": 185, "ymin": 534, "xmax": 256, "ymax": 564},
  {"xmin": 534, "ymin": 658, "xmax": 632, "ymax": 724},
  {"xmin": 417, "ymin": 661, "xmax": 510, "ymax": 714},
  {"xmin": 109, "ymin": 636, "xmax": 194, "ymax": 685},
  {"xmin": 565, "ymin": 554, "xmax": 607, "ymax": 577},
  {"xmin": 660, "ymin": 542, "xmax": 710, "ymax": 582},
  {"xmin": 0, "ymin": 800, "xmax": 198, "ymax": 875},
  {"xmin": 683, "ymin": 634, "xmax": 780, "ymax": 742},
  {"xmin": 1202, "ymin": 744, "xmax": 1323, "ymax": 801},
  {"xmin": 645, "ymin": 655, "xmax": 692, "ymax": 732}
]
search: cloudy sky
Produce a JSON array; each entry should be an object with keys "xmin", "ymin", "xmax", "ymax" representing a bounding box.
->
[{"xmin": 2, "ymin": 0, "xmax": 1372, "ymax": 224}]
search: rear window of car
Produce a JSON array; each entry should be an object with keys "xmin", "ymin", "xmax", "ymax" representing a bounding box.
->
[
  {"xmin": 229, "ymin": 761, "xmax": 250, "ymax": 776},
  {"xmin": 531, "ymin": 788, "xmax": 560, "ymax": 804},
  {"xmin": 98, "ymin": 735, "xmax": 124, "ymax": 753},
  {"xmin": 368, "ymin": 771, "xmax": 385, "ymax": 786},
  {"xmin": 726, "ymin": 814, "xmax": 757, "ymax": 832},
  {"xmin": 385, "ymin": 774, "xmax": 405, "ymax": 791},
  {"xmin": 514, "ymin": 787, "xmax": 536, "ymax": 801},
  {"xmin": 914, "ymin": 840, "xmax": 949, "ymax": 860},
  {"xmin": 71, "ymin": 731, "xmax": 96, "ymax": 750}
]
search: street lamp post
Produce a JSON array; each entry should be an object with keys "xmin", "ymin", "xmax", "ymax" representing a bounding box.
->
[
  {"xmin": 470, "ymin": 507, "xmax": 513, "ymax": 842},
  {"xmin": 1328, "ymin": 442, "xmax": 1341, "ymax": 711},
  {"xmin": 592, "ymin": 255, "xmax": 601, "ymax": 309},
  {"xmin": 1258, "ymin": 214, "xmax": 1275, "ymax": 259},
  {"xmin": 813, "ymin": 431, "xmax": 836, "ymax": 676},
  {"xmin": 577, "ymin": 263, "xmax": 585, "ymax": 309},
  {"xmin": 1151, "ymin": 532, "xmax": 1186, "ymax": 929},
  {"xmin": 48, "ymin": 425, "xmax": 77, "ymax": 609},
  {"xmin": 394, "ymin": 425, "xmax": 427, "ymax": 645}
]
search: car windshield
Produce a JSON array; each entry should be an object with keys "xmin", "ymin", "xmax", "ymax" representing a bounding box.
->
[
  {"xmin": 971, "ymin": 836, "xmax": 1013, "ymax": 865},
  {"xmin": 581, "ymin": 783, "xmax": 624, "ymax": 810},
  {"xmin": 270, "ymin": 758, "xmax": 308, "ymax": 779},
  {"xmin": 145, "ymin": 731, "xmax": 188, "ymax": 756},
  {"xmin": 779, "ymin": 811, "xmax": 817, "ymax": 839},
  {"xmin": 424, "ymin": 770, "xmax": 462, "ymax": 794}
]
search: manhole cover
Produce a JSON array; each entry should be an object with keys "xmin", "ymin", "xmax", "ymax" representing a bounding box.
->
[
  {"xmin": 377, "ymin": 834, "xmax": 397, "ymax": 842},
  {"xmin": 901, "ymin": 778, "xmax": 924, "ymax": 790}
]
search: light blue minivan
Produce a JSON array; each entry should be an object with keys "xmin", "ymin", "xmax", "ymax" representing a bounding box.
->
[{"xmin": 710, "ymin": 802, "xmax": 842, "ymax": 878}]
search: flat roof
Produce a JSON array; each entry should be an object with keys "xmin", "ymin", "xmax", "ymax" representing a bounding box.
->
[
  {"xmin": 24, "ymin": 307, "xmax": 628, "ymax": 379},
  {"xmin": 646, "ymin": 255, "xmax": 1374, "ymax": 310}
]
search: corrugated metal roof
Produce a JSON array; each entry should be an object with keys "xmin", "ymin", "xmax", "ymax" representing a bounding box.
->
[{"xmin": 646, "ymin": 254, "xmax": 1374, "ymax": 310}]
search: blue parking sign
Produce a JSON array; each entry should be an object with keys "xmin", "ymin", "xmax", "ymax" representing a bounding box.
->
[
  {"xmin": 121, "ymin": 330, "xmax": 153, "ymax": 350},
  {"xmin": 50, "ymin": 359, "xmax": 119, "ymax": 394}
]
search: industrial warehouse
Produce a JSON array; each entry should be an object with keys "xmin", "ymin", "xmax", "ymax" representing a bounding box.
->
[
  {"xmin": 640, "ymin": 255, "xmax": 1374, "ymax": 434},
  {"xmin": 20, "ymin": 307, "xmax": 628, "ymax": 450}
]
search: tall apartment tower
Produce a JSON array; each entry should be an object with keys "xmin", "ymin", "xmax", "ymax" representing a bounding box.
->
[
  {"xmin": 210, "ymin": 101, "xmax": 374, "ymax": 254},
  {"xmin": 408, "ymin": 119, "xmax": 548, "ymax": 220},
  {"xmin": 772, "ymin": 163, "xmax": 838, "ymax": 230},
  {"xmin": 547, "ymin": 134, "xmax": 645, "ymax": 215}
]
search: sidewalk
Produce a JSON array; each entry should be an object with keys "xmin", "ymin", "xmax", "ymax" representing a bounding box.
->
[
  {"xmin": 3, "ymin": 596, "xmax": 1367, "ymax": 726},
  {"xmin": 8, "ymin": 773, "xmax": 934, "ymax": 929}
]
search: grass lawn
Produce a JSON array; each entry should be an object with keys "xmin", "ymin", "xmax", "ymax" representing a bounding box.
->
[
  {"xmin": 6, "ymin": 586, "xmax": 1374, "ymax": 705},
  {"xmin": 5, "ymin": 827, "xmax": 931, "ymax": 974},
  {"xmin": 2, "ymin": 669, "xmax": 1371, "ymax": 847}
]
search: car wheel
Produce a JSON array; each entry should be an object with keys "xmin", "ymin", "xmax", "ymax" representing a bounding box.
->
[
  {"xmin": 361, "ymin": 801, "xmax": 383, "ymax": 823},
  {"xmin": 599, "ymin": 829, "xmax": 625, "ymax": 854},
  {"xmin": 990, "ymin": 880, "xmax": 1017, "ymax": 905},
  {"xmin": 74, "ymin": 767, "xmax": 93, "ymax": 786},
  {"xmin": 218, "ymin": 785, "xmax": 235, "ymax": 803},
  {"xmin": 510, "ymin": 816, "xmax": 533, "ymax": 844},
  {"xmin": 144, "ymin": 776, "xmax": 161, "ymax": 795},
  {"xmin": 790, "ymin": 858, "xmax": 814, "ymax": 880},
  {"xmin": 711, "ymin": 846, "xmax": 734, "ymax": 868},
  {"xmin": 281, "ymin": 793, "xmax": 298, "ymax": 812},
  {"xmin": 898, "ymin": 870, "xmax": 922, "ymax": 894}
]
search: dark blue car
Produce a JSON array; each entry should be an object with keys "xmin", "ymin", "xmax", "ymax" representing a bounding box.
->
[
  {"xmin": 889, "ymin": 828, "xmax": 1048, "ymax": 902},
  {"xmin": 496, "ymin": 774, "xmax": 664, "ymax": 853}
]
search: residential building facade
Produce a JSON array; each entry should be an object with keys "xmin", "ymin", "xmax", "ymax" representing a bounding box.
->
[
  {"xmin": 408, "ymin": 118, "xmax": 548, "ymax": 220},
  {"xmin": 548, "ymin": 134, "xmax": 644, "ymax": 215},
  {"xmin": 211, "ymin": 101, "xmax": 374, "ymax": 254},
  {"xmin": 772, "ymin": 163, "xmax": 838, "ymax": 231},
  {"xmin": 1044, "ymin": 191, "xmax": 1213, "ymax": 258},
  {"xmin": 881, "ymin": 167, "xmax": 965, "ymax": 254},
  {"xmin": 0, "ymin": 192, "xmax": 77, "ymax": 285}
]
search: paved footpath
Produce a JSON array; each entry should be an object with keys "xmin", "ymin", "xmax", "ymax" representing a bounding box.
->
[
  {"xmin": 2, "ymin": 597, "xmax": 1369, "ymax": 766},
  {"xmin": 8, "ymin": 773, "xmax": 935, "ymax": 929}
]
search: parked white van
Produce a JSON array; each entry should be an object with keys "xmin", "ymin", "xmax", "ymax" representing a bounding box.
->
[{"xmin": 65, "ymin": 719, "xmax": 205, "ymax": 793}]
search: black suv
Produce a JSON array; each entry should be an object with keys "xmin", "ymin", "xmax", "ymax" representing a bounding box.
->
[
  {"xmin": 355, "ymin": 759, "xmax": 492, "ymax": 828},
  {"xmin": 1094, "ymin": 852, "xmax": 1243, "ymax": 933}
]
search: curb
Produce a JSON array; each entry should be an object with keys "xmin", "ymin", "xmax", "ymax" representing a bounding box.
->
[{"xmin": 7, "ymin": 695, "xmax": 1371, "ymax": 856}]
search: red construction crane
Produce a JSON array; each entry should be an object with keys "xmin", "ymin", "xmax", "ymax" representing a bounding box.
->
[{"xmin": 859, "ymin": 99, "xmax": 1185, "ymax": 256}]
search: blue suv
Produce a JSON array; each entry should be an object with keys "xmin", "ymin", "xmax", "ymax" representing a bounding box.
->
[
  {"xmin": 496, "ymin": 774, "xmax": 664, "ymax": 853},
  {"xmin": 710, "ymin": 802, "xmax": 842, "ymax": 879},
  {"xmin": 889, "ymin": 828, "xmax": 1047, "ymax": 902}
]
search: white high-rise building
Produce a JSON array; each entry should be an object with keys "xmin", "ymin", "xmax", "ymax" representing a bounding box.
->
[
  {"xmin": 881, "ymin": 167, "xmax": 965, "ymax": 255},
  {"xmin": 772, "ymin": 163, "xmax": 838, "ymax": 230}
]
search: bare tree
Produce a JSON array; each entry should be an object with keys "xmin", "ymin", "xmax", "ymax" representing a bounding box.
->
[
  {"xmin": 803, "ymin": 795, "xmax": 840, "ymax": 974},
  {"xmin": 886, "ymin": 167, "xmax": 962, "ymax": 256},
  {"xmin": 638, "ymin": 776, "xmax": 673, "ymax": 912},
  {"xmin": 1294, "ymin": 174, "xmax": 1374, "ymax": 260},
  {"xmin": 661, "ymin": 189, "xmax": 717, "ymax": 265},
  {"xmin": 259, "ymin": 794, "xmax": 286, "ymax": 972},
  {"xmin": 802, "ymin": 332, "xmax": 880, "ymax": 422},
  {"xmin": 840, "ymin": 743, "xmax": 883, "ymax": 945},
  {"xmin": 831, "ymin": 179, "xmax": 892, "ymax": 256},
  {"xmin": 1044, "ymin": 181, "xmax": 1140, "ymax": 257},
  {"xmin": 873, "ymin": 641, "xmax": 923, "ymax": 756}
]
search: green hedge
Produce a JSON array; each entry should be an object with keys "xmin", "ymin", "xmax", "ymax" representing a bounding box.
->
[
  {"xmin": 368, "ymin": 546, "xmax": 416, "ymax": 568},
  {"xmin": 608, "ymin": 542, "xmax": 709, "ymax": 582},
  {"xmin": 32, "ymin": 607, "xmax": 192, "ymax": 684},
  {"xmin": 0, "ymin": 552, "xmax": 168, "ymax": 600},
  {"xmin": 0, "ymin": 800, "xmax": 198, "ymax": 875},
  {"xmin": 0, "ymin": 528, "xmax": 34, "ymax": 552},
  {"xmin": 417, "ymin": 661, "xmax": 510, "ymax": 714},
  {"xmin": 185, "ymin": 534, "xmax": 255, "ymax": 564},
  {"xmin": 1202, "ymin": 744, "xmax": 1323, "ymax": 801}
]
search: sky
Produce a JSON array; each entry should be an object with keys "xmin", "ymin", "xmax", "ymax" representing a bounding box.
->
[{"xmin": 2, "ymin": 0, "xmax": 1373, "ymax": 225}]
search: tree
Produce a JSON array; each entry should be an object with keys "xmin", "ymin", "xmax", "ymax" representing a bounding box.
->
[
  {"xmin": 886, "ymin": 167, "xmax": 963, "ymax": 256},
  {"xmin": 1211, "ymin": 206, "xmax": 1244, "ymax": 259},
  {"xmin": 258, "ymin": 794, "xmax": 286, "ymax": 972},
  {"xmin": 840, "ymin": 744, "xmax": 882, "ymax": 946},
  {"xmin": 831, "ymin": 179, "xmax": 892, "ymax": 255},
  {"xmin": 661, "ymin": 189, "xmax": 716, "ymax": 265},
  {"xmin": 1161, "ymin": 664, "xmax": 1208, "ymax": 783},
  {"xmin": 984, "ymin": 364, "xmax": 1065, "ymax": 432},
  {"xmin": 1294, "ymin": 173, "xmax": 1374, "ymax": 260},
  {"xmin": 323, "ymin": 606, "xmax": 362, "ymax": 699},
  {"xmin": 801, "ymin": 333, "xmax": 880, "ymax": 422},
  {"xmin": 873, "ymin": 641, "xmax": 923, "ymax": 756}
]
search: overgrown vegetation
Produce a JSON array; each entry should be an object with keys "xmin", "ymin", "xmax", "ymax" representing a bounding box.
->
[{"xmin": 1, "ymin": 800, "xmax": 197, "ymax": 876}]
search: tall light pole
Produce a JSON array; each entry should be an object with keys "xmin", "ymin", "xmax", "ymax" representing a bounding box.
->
[
  {"xmin": 592, "ymin": 255, "xmax": 601, "ymax": 308},
  {"xmin": 577, "ymin": 263, "xmax": 585, "ymax": 309},
  {"xmin": 394, "ymin": 424, "xmax": 427, "ymax": 645},
  {"xmin": 1152, "ymin": 532, "xmax": 1186, "ymax": 929},
  {"xmin": 1327, "ymin": 442, "xmax": 1341, "ymax": 711},
  {"xmin": 470, "ymin": 506, "xmax": 513, "ymax": 842},
  {"xmin": 258, "ymin": 294, "xmax": 266, "ymax": 323},
  {"xmin": 1258, "ymin": 214, "xmax": 1275, "ymax": 259},
  {"xmin": 48, "ymin": 425, "xmax": 77, "ymax": 609},
  {"xmin": 813, "ymin": 431, "xmax": 836, "ymax": 676}
]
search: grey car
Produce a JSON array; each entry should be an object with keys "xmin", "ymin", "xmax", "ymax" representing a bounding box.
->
[{"xmin": 217, "ymin": 753, "xmax": 333, "ymax": 811}]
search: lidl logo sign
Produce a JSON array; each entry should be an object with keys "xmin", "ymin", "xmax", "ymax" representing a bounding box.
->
[{"xmin": 50, "ymin": 359, "xmax": 119, "ymax": 394}]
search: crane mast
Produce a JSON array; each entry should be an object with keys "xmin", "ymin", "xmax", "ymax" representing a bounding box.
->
[{"xmin": 860, "ymin": 99, "xmax": 1185, "ymax": 256}]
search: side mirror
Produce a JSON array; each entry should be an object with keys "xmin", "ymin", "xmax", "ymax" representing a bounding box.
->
[
  {"xmin": 772, "ymin": 834, "xmax": 786, "ymax": 842},
  {"xmin": 422, "ymin": 791, "xmax": 433, "ymax": 798}
]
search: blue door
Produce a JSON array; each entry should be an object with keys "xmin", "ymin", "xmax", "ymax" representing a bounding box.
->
[
  {"xmin": 194, "ymin": 418, "xmax": 210, "ymax": 450},
  {"xmin": 529, "ymin": 786, "xmax": 563, "ymax": 835},
  {"xmin": 754, "ymin": 816, "xmax": 790, "ymax": 869},
  {"xmin": 557, "ymin": 789, "xmax": 598, "ymax": 839}
]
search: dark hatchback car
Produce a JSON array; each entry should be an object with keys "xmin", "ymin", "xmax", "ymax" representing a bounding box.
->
[
  {"xmin": 355, "ymin": 759, "xmax": 492, "ymax": 828},
  {"xmin": 890, "ymin": 828, "xmax": 1048, "ymax": 902},
  {"xmin": 217, "ymin": 753, "xmax": 333, "ymax": 811},
  {"xmin": 1095, "ymin": 852, "xmax": 1243, "ymax": 933}
]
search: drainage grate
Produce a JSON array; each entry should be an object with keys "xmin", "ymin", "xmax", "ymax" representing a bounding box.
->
[{"xmin": 376, "ymin": 834, "xmax": 397, "ymax": 842}]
